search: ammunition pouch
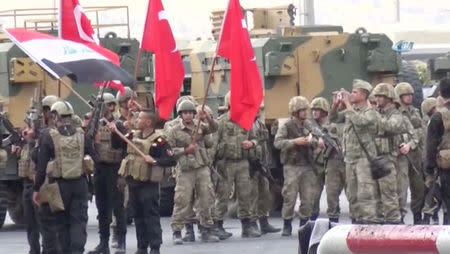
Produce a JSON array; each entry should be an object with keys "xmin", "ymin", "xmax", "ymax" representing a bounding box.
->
[
  {"xmin": 119, "ymin": 155, "xmax": 164, "ymax": 182},
  {"xmin": 437, "ymin": 149, "xmax": 450, "ymax": 170},
  {"xmin": 370, "ymin": 156, "xmax": 392, "ymax": 180},
  {"xmin": 39, "ymin": 178, "xmax": 65, "ymax": 212},
  {"xmin": 0, "ymin": 149, "xmax": 7, "ymax": 169}
]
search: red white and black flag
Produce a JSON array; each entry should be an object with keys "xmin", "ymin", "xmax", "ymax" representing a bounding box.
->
[
  {"xmin": 4, "ymin": 28, "xmax": 134, "ymax": 85},
  {"xmin": 140, "ymin": 0, "xmax": 184, "ymax": 120},
  {"xmin": 217, "ymin": 0, "xmax": 263, "ymax": 131}
]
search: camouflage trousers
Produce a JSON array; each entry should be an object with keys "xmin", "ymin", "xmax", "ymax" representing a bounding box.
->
[
  {"xmin": 250, "ymin": 172, "xmax": 272, "ymax": 218},
  {"xmin": 170, "ymin": 166, "xmax": 214, "ymax": 231},
  {"xmin": 325, "ymin": 158, "xmax": 346, "ymax": 219},
  {"xmin": 312, "ymin": 165, "xmax": 325, "ymax": 218},
  {"xmin": 281, "ymin": 164, "xmax": 318, "ymax": 220},
  {"xmin": 212, "ymin": 160, "xmax": 230, "ymax": 221},
  {"xmin": 408, "ymin": 149, "xmax": 426, "ymax": 214},
  {"xmin": 346, "ymin": 157, "xmax": 400, "ymax": 223},
  {"xmin": 224, "ymin": 159, "xmax": 253, "ymax": 219},
  {"xmin": 396, "ymin": 156, "xmax": 410, "ymax": 217}
]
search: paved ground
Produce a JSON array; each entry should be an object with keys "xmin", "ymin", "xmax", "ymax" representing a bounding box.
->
[{"xmin": 0, "ymin": 190, "xmax": 424, "ymax": 253}]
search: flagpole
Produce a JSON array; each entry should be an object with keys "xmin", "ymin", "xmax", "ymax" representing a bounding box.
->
[
  {"xmin": 192, "ymin": 0, "xmax": 230, "ymax": 142},
  {"xmin": 133, "ymin": 48, "xmax": 143, "ymax": 81},
  {"xmin": 57, "ymin": 79, "xmax": 148, "ymax": 159}
]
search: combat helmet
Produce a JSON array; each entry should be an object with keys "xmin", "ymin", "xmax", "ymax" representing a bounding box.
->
[
  {"xmin": 421, "ymin": 98, "xmax": 437, "ymax": 116},
  {"xmin": 176, "ymin": 95, "xmax": 197, "ymax": 109},
  {"xmin": 42, "ymin": 95, "xmax": 59, "ymax": 108},
  {"xmin": 395, "ymin": 82, "xmax": 414, "ymax": 96},
  {"xmin": 51, "ymin": 101, "xmax": 74, "ymax": 116},
  {"xmin": 177, "ymin": 100, "xmax": 196, "ymax": 114},
  {"xmin": 373, "ymin": 83, "xmax": 396, "ymax": 100},
  {"xmin": 100, "ymin": 93, "xmax": 116, "ymax": 104},
  {"xmin": 310, "ymin": 97, "xmax": 330, "ymax": 113},
  {"xmin": 288, "ymin": 96, "xmax": 309, "ymax": 114},
  {"xmin": 116, "ymin": 87, "xmax": 134, "ymax": 102}
]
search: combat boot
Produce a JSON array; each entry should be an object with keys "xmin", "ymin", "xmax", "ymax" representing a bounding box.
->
[
  {"xmin": 134, "ymin": 249, "xmax": 147, "ymax": 254},
  {"xmin": 259, "ymin": 216, "xmax": 281, "ymax": 234},
  {"xmin": 422, "ymin": 214, "xmax": 431, "ymax": 225},
  {"xmin": 87, "ymin": 238, "xmax": 110, "ymax": 254},
  {"xmin": 432, "ymin": 212, "xmax": 439, "ymax": 225},
  {"xmin": 329, "ymin": 217, "xmax": 339, "ymax": 223},
  {"xmin": 149, "ymin": 245, "xmax": 160, "ymax": 254},
  {"xmin": 114, "ymin": 235, "xmax": 126, "ymax": 254},
  {"xmin": 299, "ymin": 218, "xmax": 309, "ymax": 227},
  {"xmin": 213, "ymin": 220, "xmax": 232, "ymax": 240},
  {"xmin": 241, "ymin": 218, "xmax": 261, "ymax": 238},
  {"xmin": 250, "ymin": 219, "xmax": 262, "ymax": 235},
  {"xmin": 443, "ymin": 213, "xmax": 449, "ymax": 225},
  {"xmin": 172, "ymin": 231, "xmax": 183, "ymax": 245},
  {"xmin": 281, "ymin": 219, "xmax": 292, "ymax": 237},
  {"xmin": 413, "ymin": 212, "xmax": 423, "ymax": 225},
  {"xmin": 182, "ymin": 223, "xmax": 195, "ymax": 242},
  {"xmin": 200, "ymin": 227, "xmax": 220, "ymax": 243}
]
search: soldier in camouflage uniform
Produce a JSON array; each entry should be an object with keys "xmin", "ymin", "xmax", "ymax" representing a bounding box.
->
[
  {"xmin": 275, "ymin": 96, "xmax": 318, "ymax": 236},
  {"xmin": 329, "ymin": 79, "xmax": 379, "ymax": 224},
  {"xmin": 372, "ymin": 83, "xmax": 406, "ymax": 224},
  {"xmin": 212, "ymin": 93, "xmax": 234, "ymax": 239},
  {"xmin": 167, "ymin": 100, "xmax": 220, "ymax": 244},
  {"xmin": 88, "ymin": 93, "xmax": 127, "ymax": 254},
  {"xmin": 395, "ymin": 82, "xmax": 426, "ymax": 224},
  {"xmin": 310, "ymin": 97, "xmax": 330, "ymax": 221},
  {"xmin": 310, "ymin": 97, "xmax": 346, "ymax": 223},
  {"xmin": 249, "ymin": 103, "xmax": 281, "ymax": 234},
  {"xmin": 420, "ymin": 97, "xmax": 441, "ymax": 224},
  {"xmin": 215, "ymin": 93, "xmax": 262, "ymax": 238}
]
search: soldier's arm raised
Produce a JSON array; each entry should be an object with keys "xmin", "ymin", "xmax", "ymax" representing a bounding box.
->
[
  {"xmin": 329, "ymin": 108, "xmax": 345, "ymax": 123},
  {"xmin": 345, "ymin": 108, "xmax": 378, "ymax": 127}
]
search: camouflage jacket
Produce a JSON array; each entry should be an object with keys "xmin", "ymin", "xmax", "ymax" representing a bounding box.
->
[
  {"xmin": 375, "ymin": 106, "xmax": 409, "ymax": 157},
  {"xmin": 399, "ymin": 105, "xmax": 423, "ymax": 150},
  {"xmin": 216, "ymin": 112, "xmax": 258, "ymax": 161},
  {"xmin": 166, "ymin": 118, "xmax": 218, "ymax": 171},
  {"xmin": 252, "ymin": 117, "xmax": 272, "ymax": 166},
  {"xmin": 274, "ymin": 118, "xmax": 314, "ymax": 166},
  {"xmin": 324, "ymin": 122, "xmax": 344, "ymax": 160},
  {"xmin": 329, "ymin": 104, "xmax": 378, "ymax": 163}
]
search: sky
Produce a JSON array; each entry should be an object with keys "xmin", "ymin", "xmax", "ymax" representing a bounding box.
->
[{"xmin": 1, "ymin": 0, "xmax": 450, "ymax": 41}]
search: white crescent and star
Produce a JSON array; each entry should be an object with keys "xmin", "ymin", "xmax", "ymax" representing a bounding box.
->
[{"xmin": 156, "ymin": 10, "xmax": 178, "ymax": 54}]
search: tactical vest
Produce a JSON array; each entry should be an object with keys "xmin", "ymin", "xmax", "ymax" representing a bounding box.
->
[
  {"xmin": 46, "ymin": 128, "xmax": 85, "ymax": 179},
  {"xmin": 375, "ymin": 109, "xmax": 398, "ymax": 156},
  {"xmin": 280, "ymin": 119, "xmax": 310, "ymax": 165},
  {"xmin": 437, "ymin": 108, "xmax": 450, "ymax": 169},
  {"xmin": 118, "ymin": 130, "xmax": 163, "ymax": 182},
  {"xmin": 220, "ymin": 119, "xmax": 254, "ymax": 160},
  {"xmin": 18, "ymin": 143, "xmax": 36, "ymax": 181},
  {"xmin": 96, "ymin": 124, "xmax": 124, "ymax": 163}
]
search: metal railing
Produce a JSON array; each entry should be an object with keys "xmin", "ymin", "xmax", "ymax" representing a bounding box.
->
[{"xmin": 0, "ymin": 6, "xmax": 130, "ymax": 38}]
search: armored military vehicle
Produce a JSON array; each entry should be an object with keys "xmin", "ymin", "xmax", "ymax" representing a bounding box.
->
[
  {"xmin": 184, "ymin": 5, "xmax": 405, "ymax": 212},
  {"xmin": 0, "ymin": 6, "xmax": 160, "ymax": 227}
]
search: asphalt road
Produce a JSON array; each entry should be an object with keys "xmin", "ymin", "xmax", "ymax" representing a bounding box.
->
[{"xmin": 0, "ymin": 190, "xmax": 421, "ymax": 254}]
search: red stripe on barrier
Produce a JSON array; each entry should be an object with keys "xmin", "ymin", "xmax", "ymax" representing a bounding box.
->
[{"xmin": 347, "ymin": 225, "xmax": 442, "ymax": 254}]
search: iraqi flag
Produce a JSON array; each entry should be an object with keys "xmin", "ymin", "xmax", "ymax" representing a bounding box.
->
[
  {"xmin": 217, "ymin": 0, "xmax": 263, "ymax": 131},
  {"xmin": 4, "ymin": 28, "xmax": 134, "ymax": 86}
]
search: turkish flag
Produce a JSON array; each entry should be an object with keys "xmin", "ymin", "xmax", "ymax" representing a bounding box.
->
[
  {"xmin": 60, "ymin": 0, "xmax": 125, "ymax": 92},
  {"xmin": 217, "ymin": 0, "xmax": 263, "ymax": 131},
  {"xmin": 141, "ymin": 0, "xmax": 184, "ymax": 120}
]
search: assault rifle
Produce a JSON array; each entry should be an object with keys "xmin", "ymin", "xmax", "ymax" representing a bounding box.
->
[
  {"xmin": 85, "ymin": 85, "xmax": 107, "ymax": 163},
  {"xmin": 248, "ymin": 157, "xmax": 281, "ymax": 190},
  {"xmin": 0, "ymin": 112, "xmax": 22, "ymax": 147},
  {"xmin": 304, "ymin": 119, "xmax": 342, "ymax": 159}
]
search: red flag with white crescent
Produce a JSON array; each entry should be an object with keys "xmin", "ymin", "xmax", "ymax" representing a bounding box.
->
[{"xmin": 141, "ymin": 0, "xmax": 184, "ymax": 120}]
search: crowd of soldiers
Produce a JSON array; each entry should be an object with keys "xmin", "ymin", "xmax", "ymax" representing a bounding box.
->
[{"xmin": 11, "ymin": 76, "xmax": 450, "ymax": 254}]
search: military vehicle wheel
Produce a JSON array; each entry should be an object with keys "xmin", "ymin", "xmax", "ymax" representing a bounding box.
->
[
  {"xmin": 0, "ymin": 205, "xmax": 6, "ymax": 228},
  {"xmin": 397, "ymin": 60, "xmax": 424, "ymax": 108},
  {"xmin": 159, "ymin": 186, "xmax": 174, "ymax": 216}
]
